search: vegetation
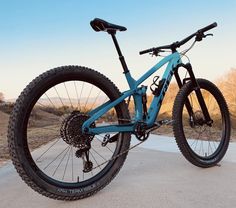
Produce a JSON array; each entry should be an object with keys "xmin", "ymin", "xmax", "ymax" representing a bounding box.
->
[
  {"xmin": 0, "ymin": 92, "xmax": 4, "ymax": 103},
  {"xmin": 1, "ymin": 68, "xmax": 236, "ymax": 162},
  {"xmin": 0, "ymin": 102, "xmax": 14, "ymax": 114},
  {"xmin": 217, "ymin": 68, "xmax": 236, "ymax": 128}
]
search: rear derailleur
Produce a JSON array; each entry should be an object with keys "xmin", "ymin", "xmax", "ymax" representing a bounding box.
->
[{"xmin": 75, "ymin": 144, "xmax": 93, "ymax": 173}]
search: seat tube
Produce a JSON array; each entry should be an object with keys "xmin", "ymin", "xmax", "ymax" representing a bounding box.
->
[{"xmin": 110, "ymin": 32, "xmax": 129, "ymax": 74}]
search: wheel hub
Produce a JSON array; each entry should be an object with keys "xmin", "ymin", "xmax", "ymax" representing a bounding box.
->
[
  {"xmin": 194, "ymin": 110, "xmax": 205, "ymax": 126},
  {"xmin": 60, "ymin": 111, "xmax": 95, "ymax": 149}
]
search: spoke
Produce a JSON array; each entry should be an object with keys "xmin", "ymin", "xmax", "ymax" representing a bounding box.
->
[
  {"xmin": 190, "ymin": 139, "xmax": 197, "ymax": 147},
  {"xmin": 212, "ymin": 140, "xmax": 217, "ymax": 150},
  {"xmin": 74, "ymin": 81, "xmax": 80, "ymax": 110},
  {"xmin": 84, "ymin": 85, "xmax": 94, "ymax": 110},
  {"xmin": 52, "ymin": 146, "xmax": 71, "ymax": 177},
  {"xmin": 102, "ymin": 96, "xmax": 108, "ymax": 105},
  {"xmin": 78, "ymin": 154, "xmax": 84, "ymax": 181},
  {"xmin": 193, "ymin": 139, "xmax": 199, "ymax": 152},
  {"xmin": 62, "ymin": 146, "xmax": 72, "ymax": 180},
  {"xmin": 79, "ymin": 82, "xmax": 85, "ymax": 111},
  {"xmin": 30, "ymin": 105, "xmax": 62, "ymax": 123},
  {"xmin": 208, "ymin": 140, "xmax": 213, "ymax": 156},
  {"xmin": 189, "ymin": 127, "xmax": 198, "ymax": 140},
  {"xmin": 71, "ymin": 147, "xmax": 74, "ymax": 181},
  {"xmin": 64, "ymin": 82, "xmax": 73, "ymax": 108},
  {"xmin": 91, "ymin": 147, "xmax": 107, "ymax": 161},
  {"xmin": 197, "ymin": 128, "xmax": 205, "ymax": 156},
  {"xmin": 89, "ymin": 150, "xmax": 102, "ymax": 170},
  {"xmin": 193, "ymin": 90, "xmax": 202, "ymax": 110},
  {"xmin": 36, "ymin": 117, "xmax": 62, "ymax": 123},
  {"xmin": 189, "ymin": 92, "xmax": 193, "ymax": 108},
  {"xmin": 95, "ymin": 136, "xmax": 114, "ymax": 153},
  {"xmin": 54, "ymin": 86, "xmax": 65, "ymax": 107},
  {"xmin": 189, "ymin": 128, "xmax": 203, "ymax": 154},
  {"xmin": 36, "ymin": 138, "xmax": 61, "ymax": 161},
  {"xmin": 44, "ymin": 93, "xmax": 57, "ymax": 109},
  {"xmin": 207, "ymin": 128, "xmax": 214, "ymax": 156},
  {"xmin": 89, "ymin": 90, "xmax": 102, "ymax": 112},
  {"xmin": 206, "ymin": 93, "xmax": 214, "ymax": 111},
  {"xmin": 197, "ymin": 139, "xmax": 202, "ymax": 155},
  {"xmin": 208, "ymin": 127, "xmax": 218, "ymax": 150},
  {"xmin": 35, "ymin": 103, "xmax": 61, "ymax": 123},
  {"xmin": 43, "ymin": 145, "xmax": 70, "ymax": 170},
  {"xmin": 36, "ymin": 101, "xmax": 48, "ymax": 108},
  {"xmin": 193, "ymin": 132, "xmax": 201, "ymax": 152},
  {"xmin": 37, "ymin": 126, "xmax": 60, "ymax": 132},
  {"xmin": 200, "ymin": 139, "xmax": 204, "ymax": 156}
]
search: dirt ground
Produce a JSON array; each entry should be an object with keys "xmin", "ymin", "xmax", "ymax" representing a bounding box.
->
[
  {"xmin": 0, "ymin": 111, "xmax": 9, "ymax": 160},
  {"xmin": 0, "ymin": 109, "xmax": 60, "ymax": 161},
  {"xmin": 1, "ymin": 109, "xmax": 236, "ymax": 163}
]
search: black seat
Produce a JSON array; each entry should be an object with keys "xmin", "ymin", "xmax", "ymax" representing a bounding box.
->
[{"xmin": 90, "ymin": 18, "xmax": 127, "ymax": 32}]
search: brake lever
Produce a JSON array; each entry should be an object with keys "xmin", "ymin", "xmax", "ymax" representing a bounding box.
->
[
  {"xmin": 150, "ymin": 49, "xmax": 165, "ymax": 57},
  {"xmin": 196, "ymin": 32, "xmax": 213, "ymax": 41},
  {"xmin": 203, "ymin": 33, "xmax": 213, "ymax": 38}
]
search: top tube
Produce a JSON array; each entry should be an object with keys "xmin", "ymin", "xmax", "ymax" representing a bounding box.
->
[{"xmin": 135, "ymin": 52, "xmax": 181, "ymax": 87}]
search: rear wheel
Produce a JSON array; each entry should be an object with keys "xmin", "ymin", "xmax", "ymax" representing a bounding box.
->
[
  {"xmin": 173, "ymin": 79, "xmax": 230, "ymax": 167},
  {"xmin": 8, "ymin": 66, "xmax": 131, "ymax": 200}
]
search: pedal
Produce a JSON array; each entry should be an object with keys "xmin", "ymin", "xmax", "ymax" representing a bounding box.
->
[{"xmin": 101, "ymin": 133, "xmax": 119, "ymax": 146}]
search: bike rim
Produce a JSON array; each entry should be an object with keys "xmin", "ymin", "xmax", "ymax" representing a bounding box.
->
[
  {"xmin": 22, "ymin": 78, "xmax": 124, "ymax": 187},
  {"xmin": 182, "ymin": 88, "xmax": 226, "ymax": 159}
]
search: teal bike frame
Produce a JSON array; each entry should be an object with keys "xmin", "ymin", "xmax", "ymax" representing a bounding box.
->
[
  {"xmin": 82, "ymin": 52, "xmax": 182, "ymax": 135},
  {"xmin": 82, "ymin": 21, "xmax": 216, "ymax": 135}
]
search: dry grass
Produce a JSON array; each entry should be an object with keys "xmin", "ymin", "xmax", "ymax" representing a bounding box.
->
[
  {"xmin": 1, "ymin": 79, "xmax": 236, "ymax": 163},
  {"xmin": 0, "ymin": 108, "xmax": 61, "ymax": 160},
  {"xmin": 0, "ymin": 111, "xmax": 9, "ymax": 159}
]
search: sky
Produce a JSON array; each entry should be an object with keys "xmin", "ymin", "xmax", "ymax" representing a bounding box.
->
[{"xmin": 0, "ymin": 0, "xmax": 235, "ymax": 99}]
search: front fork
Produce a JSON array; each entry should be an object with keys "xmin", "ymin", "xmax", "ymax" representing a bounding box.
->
[{"xmin": 174, "ymin": 63, "xmax": 212, "ymax": 125}]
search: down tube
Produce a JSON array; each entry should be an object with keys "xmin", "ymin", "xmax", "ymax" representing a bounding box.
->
[{"xmin": 146, "ymin": 54, "xmax": 181, "ymax": 126}]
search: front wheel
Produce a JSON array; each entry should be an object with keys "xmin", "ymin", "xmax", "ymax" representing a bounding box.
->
[{"xmin": 173, "ymin": 79, "xmax": 230, "ymax": 168}]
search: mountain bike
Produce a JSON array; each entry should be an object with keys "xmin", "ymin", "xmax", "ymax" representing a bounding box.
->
[{"xmin": 8, "ymin": 18, "xmax": 230, "ymax": 200}]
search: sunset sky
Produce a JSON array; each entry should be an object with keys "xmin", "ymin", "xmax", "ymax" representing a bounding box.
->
[{"xmin": 0, "ymin": 0, "xmax": 235, "ymax": 99}]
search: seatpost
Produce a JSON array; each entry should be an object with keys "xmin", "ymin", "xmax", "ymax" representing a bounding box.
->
[{"xmin": 109, "ymin": 31, "xmax": 129, "ymax": 73}]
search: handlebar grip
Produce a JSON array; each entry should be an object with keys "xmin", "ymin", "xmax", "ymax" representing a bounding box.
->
[
  {"xmin": 139, "ymin": 48, "xmax": 154, "ymax": 55},
  {"xmin": 198, "ymin": 22, "xmax": 217, "ymax": 33}
]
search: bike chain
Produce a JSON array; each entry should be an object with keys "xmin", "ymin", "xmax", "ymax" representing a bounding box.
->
[
  {"xmin": 90, "ymin": 98, "xmax": 167, "ymax": 171},
  {"xmin": 90, "ymin": 119, "xmax": 173, "ymax": 171},
  {"xmin": 90, "ymin": 97, "xmax": 138, "ymax": 171},
  {"xmin": 91, "ymin": 139, "xmax": 145, "ymax": 171}
]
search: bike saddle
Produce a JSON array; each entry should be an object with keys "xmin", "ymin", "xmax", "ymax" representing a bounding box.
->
[{"xmin": 90, "ymin": 18, "xmax": 127, "ymax": 32}]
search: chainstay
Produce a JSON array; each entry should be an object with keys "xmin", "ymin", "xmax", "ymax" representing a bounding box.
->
[{"xmin": 91, "ymin": 139, "xmax": 144, "ymax": 170}]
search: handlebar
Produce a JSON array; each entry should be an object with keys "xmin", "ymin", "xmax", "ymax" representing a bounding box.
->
[
  {"xmin": 139, "ymin": 48, "xmax": 155, "ymax": 55},
  {"xmin": 139, "ymin": 22, "xmax": 217, "ymax": 55},
  {"xmin": 198, "ymin": 22, "xmax": 217, "ymax": 33}
]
